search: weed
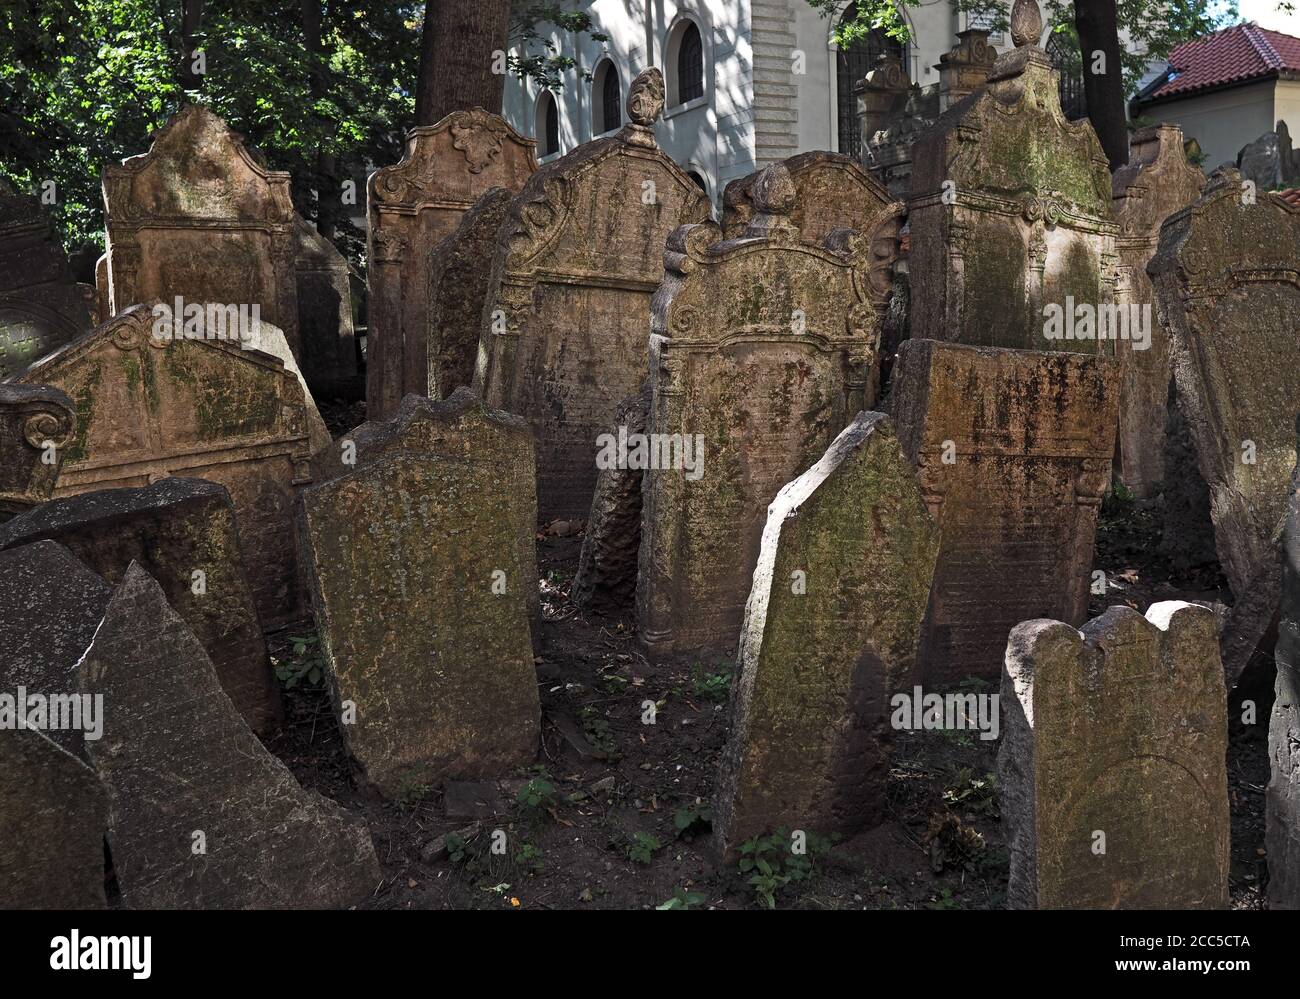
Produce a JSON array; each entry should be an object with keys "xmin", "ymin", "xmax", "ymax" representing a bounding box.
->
[
  {"xmin": 657, "ymin": 886, "xmax": 707, "ymax": 910},
  {"xmin": 274, "ymin": 632, "xmax": 325, "ymax": 689}
]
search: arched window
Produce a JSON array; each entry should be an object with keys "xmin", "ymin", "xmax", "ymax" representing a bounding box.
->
[
  {"xmin": 1047, "ymin": 33, "xmax": 1087, "ymax": 121},
  {"xmin": 537, "ymin": 91, "xmax": 560, "ymax": 156},
  {"xmin": 678, "ymin": 22, "xmax": 705, "ymax": 103},
  {"xmin": 595, "ymin": 60, "xmax": 621, "ymax": 134},
  {"xmin": 836, "ymin": 2, "xmax": 908, "ymax": 156}
]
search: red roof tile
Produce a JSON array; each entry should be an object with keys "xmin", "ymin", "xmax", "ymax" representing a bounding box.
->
[{"xmin": 1145, "ymin": 22, "xmax": 1300, "ymax": 101}]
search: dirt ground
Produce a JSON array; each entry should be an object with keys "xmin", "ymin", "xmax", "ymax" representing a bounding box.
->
[{"xmin": 256, "ymin": 412, "xmax": 1273, "ymax": 909}]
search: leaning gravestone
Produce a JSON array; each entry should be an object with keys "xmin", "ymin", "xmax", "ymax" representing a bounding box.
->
[
  {"xmin": 637, "ymin": 163, "xmax": 886, "ymax": 658},
  {"xmin": 0, "ymin": 384, "xmax": 76, "ymax": 521},
  {"xmin": 101, "ymin": 105, "xmax": 301, "ymax": 356},
  {"xmin": 367, "ymin": 108, "xmax": 536, "ymax": 420},
  {"xmin": 293, "ymin": 215, "xmax": 357, "ymax": 396},
  {"xmin": 1110, "ymin": 124, "xmax": 1203, "ymax": 497},
  {"xmin": 78, "ymin": 563, "xmax": 380, "ymax": 909},
  {"xmin": 0, "ymin": 180, "xmax": 90, "ymax": 379},
  {"xmin": 891, "ymin": 338, "xmax": 1119, "ymax": 685},
  {"xmin": 0, "ymin": 478, "xmax": 280, "ymax": 734},
  {"xmin": 721, "ymin": 150, "xmax": 903, "ymax": 245},
  {"xmin": 713, "ymin": 412, "xmax": 939, "ymax": 858},
  {"xmin": 10, "ymin": 305, "xmax": 316, "ymax": 627},
  {"xmin": 1267, "ymin": 417, "xmax": 1300, "ymax": 908},
  {"xmin": 999, "ymin": 602, "xmax": 1230, "ymax": 909},
  {"xmin": 0, "ymin": 541, "xmax": 112, "ymax": 908},
  {"xmin": 426, "ymin": 187, "xmax": 513, "ymax": 399},
  {"xmin": 298, "ymin": 390, "xmax": 541, "ymax": 798},
  {"xmin": 908, "ymin": 0, "xmax": 1118, "ymax": 353},
  {"xmin": 477, "ymin": 68, "xmax": 713, "ymax": 522}
]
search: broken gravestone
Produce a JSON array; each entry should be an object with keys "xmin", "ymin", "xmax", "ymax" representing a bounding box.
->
[
  {"xmin": 0, "ymin": 477, "xmax": 281, "ymax": 733},
  {"xmin": 0, "ymin": 383, "xmax": 76, "ymax": 521},
  {"xmin": 1236, "ymin": 120, "xmax": 1300, "ymax": 193},
  {"xmin": 999, "ymin": 602, "xmax": 1230, "ymax": 909},
  {"xmin": 1110, "ymin": 124, "xmax": 1204, "ymax": 496},
  {"xmin": 293, "ymin": 215, "xmax": 357, "ymax": 396},
  {"xmin": 637, "ymin": 163, "xmax": 887, "ymax": 658},
  {"xmin": 477, "ymin": 68, "xmax": 713, "ymax": 521},
  {"xmin": 367, "ymin": 108, "xmax": 536, "ymax": 420},
  {"xmin": 78, "ymin": 563, "xmax": 380, "ymax": 908},
  {"xmin": 298, "ymin": 390, "xmax": 541, "ymax": 798},
  {"xmin": 890, "ymin": 338, "xmax": 1119, "ymax": 685},
  {"xmin": 0, "ymin": 541, "xmax": 111, "ymax": 908},
  {"xmin": 713, "ymin": 412, "xmax": 939, "ymax": 858}
]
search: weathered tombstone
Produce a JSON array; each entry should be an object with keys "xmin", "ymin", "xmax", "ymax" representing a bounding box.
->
[
  {"xmin": 293, "ymin": 215, "xmax": 357, "ymax": 396},
  {"xmin": 721, "ymin": 151, "xmax": 901, "ymax": 244},
  {"xmin": 908, "ymin": 0, "xmax": 1118, "ymax": 353},
  {"xmin": 0, "ymin": 384, "xmax": 75, "ymax": 520},
  {"xmin": 477, "ymin": 68, "xmax": 713, "ymax": 522},
  {"xmin": 1267, "ymin": 415, "xmax": 1300, "ymax": 908},
  {"xmin": 0, "ymin": 540, "xmax": 112, "ymax": 908},
  {"xmin": 713, "ymin": 412, "xmax": 939, "ymax": 858},
  {"xmin": 1110, "ymin": 125, "xmax": 1204, "ymax": 496},
  {"xmin": 298, "ymin": 389, "xmax": 541, "ymax": 798},
  {"xmin": 425, "ymin": 187, "xmax": 513, "ymax": 399},
  {"xmin": 999, "ymin": 602, "xmax": 1230, "ymax": 909},
  {"xmin": 78, "ymin": 563, "xmax": 380, "ymax": 909},
  {"xmin": 0, "ymin": 478, "xmax": 281, "ymax": 734},
  {"xmin": 637, "ymin": 163, "xmax": 885, "ymax": 658},
  {"xmin": 0, "ymin": 180, "xmax": 90, "ymax": 379},
  {"xmin": 102, "ymin": 105, "xmax": 300, "ymax": 355},
  {"xmin": 367, "ymin": 108, "xmax": 536, "ymax": 420},
  {"xmin": 93, "ymin": 253, "xmax": 111, "ymax": 324},
  {"xmin": 891, "ymin": 338, "xmax": 1119, "ymax": 685},
  {"xmin": 1236, "ymin": 120, "xmax": 1299, "ymax": 192},
  {"xmin": 10, "ymin": 305, "xmax": 316, "ymax": 627}
]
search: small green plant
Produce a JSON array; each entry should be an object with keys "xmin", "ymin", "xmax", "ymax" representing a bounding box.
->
[
  {"xmin": 942, "ymin": 768, "xmax": 999, "ymax": 818},
  {"xmin": 691, "ymin": 662, "xmax": 732, "ymax": 703},
  {"xmin": 512, "ymin": 841, "xmax": 544, "ymax": 874},
  {"xmin": 657, "ymin": 886, "xmax": 706, "ymax": 910},
  {"xmin": 516, "ymin": 777, "xmax": 557, "ymax": 815},
  {"xmin": 274, "ymin": 633, "xmax": 325, "ymax": 689},
  {"xmin": 672, "ymin": 803, "xmax": 713, "ymax": 840},
  {"xmin": 927, "ymin": 887, "xmax": 960, "ymax": 910},
  {"xmin": 736, "ymin": 829, "xmax": 832, "ymax": 909},
  {"xmin": 580, "ymin": 705, "xmax": 618, "ymax": 760},
  {"xmin": 625, "ymin": 831, "xmax": 662, "ymax": 865}
]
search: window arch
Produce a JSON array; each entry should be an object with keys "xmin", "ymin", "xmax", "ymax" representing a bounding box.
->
[
  {"xmin": 835, "ymin": 2, "xmax": 908, "ymax": 156},
  {"xmin": 536, "ymin": 91, "xmax": 560, "ymax": 157},
  {"xmin": 594, "ymin": 59, "xmax": 621, "ymax": 134},
  {"xmin": 666, "ymin": 17, "xmax": 707, "ymax": 107}
]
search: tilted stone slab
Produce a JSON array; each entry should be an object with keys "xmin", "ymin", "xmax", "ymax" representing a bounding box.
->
[
  {"xmin": 1110, "ymin": 125, "xmax": 1203, "ymax": 497},
  {"xmin": 77, "ymin": 563, "xmax": 380, "ymax": 909},
  {"xmin": 0, "ymin": 478, "xmax": 281, "ymax": 733},
  {"xmin": 102, "ymin": 105, "xmax": 300, "ymax": 356},
  {"xmin": 0, "ymin": 384, "xmax": 75, "ymax": 520},
  {"xmin": 298, "ymin": 392, "xmax": 540, "ymax": 798},
  {"xmin": 713, "ymin": 412, "xmax": 939, "ymax": 858},
  {"xmin": 11, "ymin": 305, "xmax": 316, "ymax": 627},
  {"xmin": 293, "ymin": 215, "xmax": 357, "ymax": 395},
  {"xmin": 637, "ymin": 163, "xmax": 884, "ymax": 658},
  {"xmin": 999, "ymin": 602, "xmax": 1229, "ymax": 909},
  {"xmin": 891, "ymin": 338, "xmax": 1118, "ymax": 684},
  {"xmin": 367, "ymin": 108, "xmax": 536, "ymax": 420},
  {"xmin": 477, "ymin": 69, "xmax": 712, "ymax": 521}
]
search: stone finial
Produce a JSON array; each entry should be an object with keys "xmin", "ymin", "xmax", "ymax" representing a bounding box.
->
[
  {"xmin": 627, "ymin": 67, "xmax": 665, "ymax": 126},
  {"xmin": 752, "ymin": 163, "xmax": 795, "ymax": 216},
  {"xmin": 1011, "ymin": 0, "xmax": 1043, "ymax": 48}
]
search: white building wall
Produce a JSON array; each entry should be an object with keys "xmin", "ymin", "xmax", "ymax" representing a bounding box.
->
[{"xmin": 1144, "ymin": 81, "xmax": 1278, "ymax": 169}]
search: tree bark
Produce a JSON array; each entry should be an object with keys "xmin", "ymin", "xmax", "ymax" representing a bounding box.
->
[
  {"xmin": 415, "ymin": 0, "xmax": 512, "ymax": 124},
  {"xmin": 302, "ymin": 0, "xmax": 338, "ymax": 239},
  {"xmin": 179, "ymin": 0, "xmax": 205, "ymax": 92},
  {"xmin": 1074, "ymin": 0, "xmax": 1128, "ymax": 170}
]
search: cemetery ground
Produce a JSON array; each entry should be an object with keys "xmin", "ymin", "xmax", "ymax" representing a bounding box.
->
[{"xmin": 252, "ymin": 404, "xmax": 1274, "ymax": 911}]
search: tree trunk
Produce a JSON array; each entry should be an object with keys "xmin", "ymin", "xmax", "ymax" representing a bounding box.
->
[
  {"xmin": 302, "ymin": 0, "xmax": 338, "ymax": 239},
  {"xmin": 1074, "ymin": 0, "xmax": 1128, "ymax": 170},
  {"xmin": 415, "ymin": 0, "xmax": 512, "ymax": 124},
  {"xmin": 179, "ymin": 0, "xmax": 205, "ymax": 92}
]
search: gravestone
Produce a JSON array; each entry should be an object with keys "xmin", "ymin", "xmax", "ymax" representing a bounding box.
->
[
  {"xmin": 1110, "ymin": 125, "xmax": 1204, "ymax": 496},
  {"xmin": 477, "ymin": 68, "xmax": 713, "ymax": 521},
  {"xmin": 999, "ymin": 602, "xmax": 1229, "ymax": 909},
  {"xmin": 0, "ymin": 180, "xmax": 90, "ymax": 379},
  {"xmin": 637, "ymin": 163, "xmax": 886, "ymax": 658},
  {"xmin": 93, "ymin": 253, "xmax": 110, "ymax": 324},
  {"xmin": 11, "ymin": 305, "xmax": 316, "ymax": 627},
  {"xmin": 713, "ymin": 412, "xmax": 939, "ymax": 858},
  {"xmin": 0, "ymin": 384, "xmax": 76, "ymax": 520},
  {"xmin": 0, "ymin": 478, "xmax": 280, "ymax": 733},
  {"xmin": 908, "ymin": 0, "xmax": 1118, "ymax": 353},
  {"xmin": 721, "ymin": 150, "xmax": 901, "ymax": 244},
  {"xmin": 298, "ymin": 390, "xmax": 540, "ymax": 797},
  {"xmin": 1267, "ymin": 417, "xmax": 1300, "ymax": 908},
  {"xmin": 1236, "ymin": 120, "xmax": 1299, "ymax": 192},
  {"xmin": 891, "ymin": 338, "xmax": 1119, "ymax": 685},
  {"xmin": 367, "ymin": 108, "xmax": 536, "ymax": 420},
  {"xmin": 102, "ymin": 105, "xmax": 300, "ymax": 356},
  {"xmin": 293, "ymin": 215, "xmax": 357, "ymax": 396},
  {"xmin": 426, "ymin": 187, "xmax": 513, "ymax": 399},
  {"xmin": 78, "ymin": 563, "xmax": 380, "ymax": 909}
]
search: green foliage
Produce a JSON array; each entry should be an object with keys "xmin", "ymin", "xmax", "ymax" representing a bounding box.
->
[
  {"xmin": 942, "ymin": 768, "xmax": 999, "ymax": 818},
  {"xmin": 580, "ymin": 705, "xmax": 618, "ymax": 760},
  {"xmin": 515, "ymin": 776, "xmax": 557, "ymax": 814},
  {"xmin": 508, "ymin": 3, "xmax": 608, "ymax": 92},
  {"xmin": 656, "ymin": 886, "xmax": 706, "ymax": 910},
  {"xmin": 690, "ymin": 662, "xmax": 732, "ymax": 703},
  {"xmin": 736, "ymin": 829, "xmax": 833, "ymax": 909},
  {"xmin": 672, "ymin": 803, "xmax": 713, "ymax": 840},
  {"xmin": 274, "ymin": 632, "xmax": 325, "ymax": 688},
  {"xmin": 625, "ymin": 830, "xmax": 661, "ymax": 865}
]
